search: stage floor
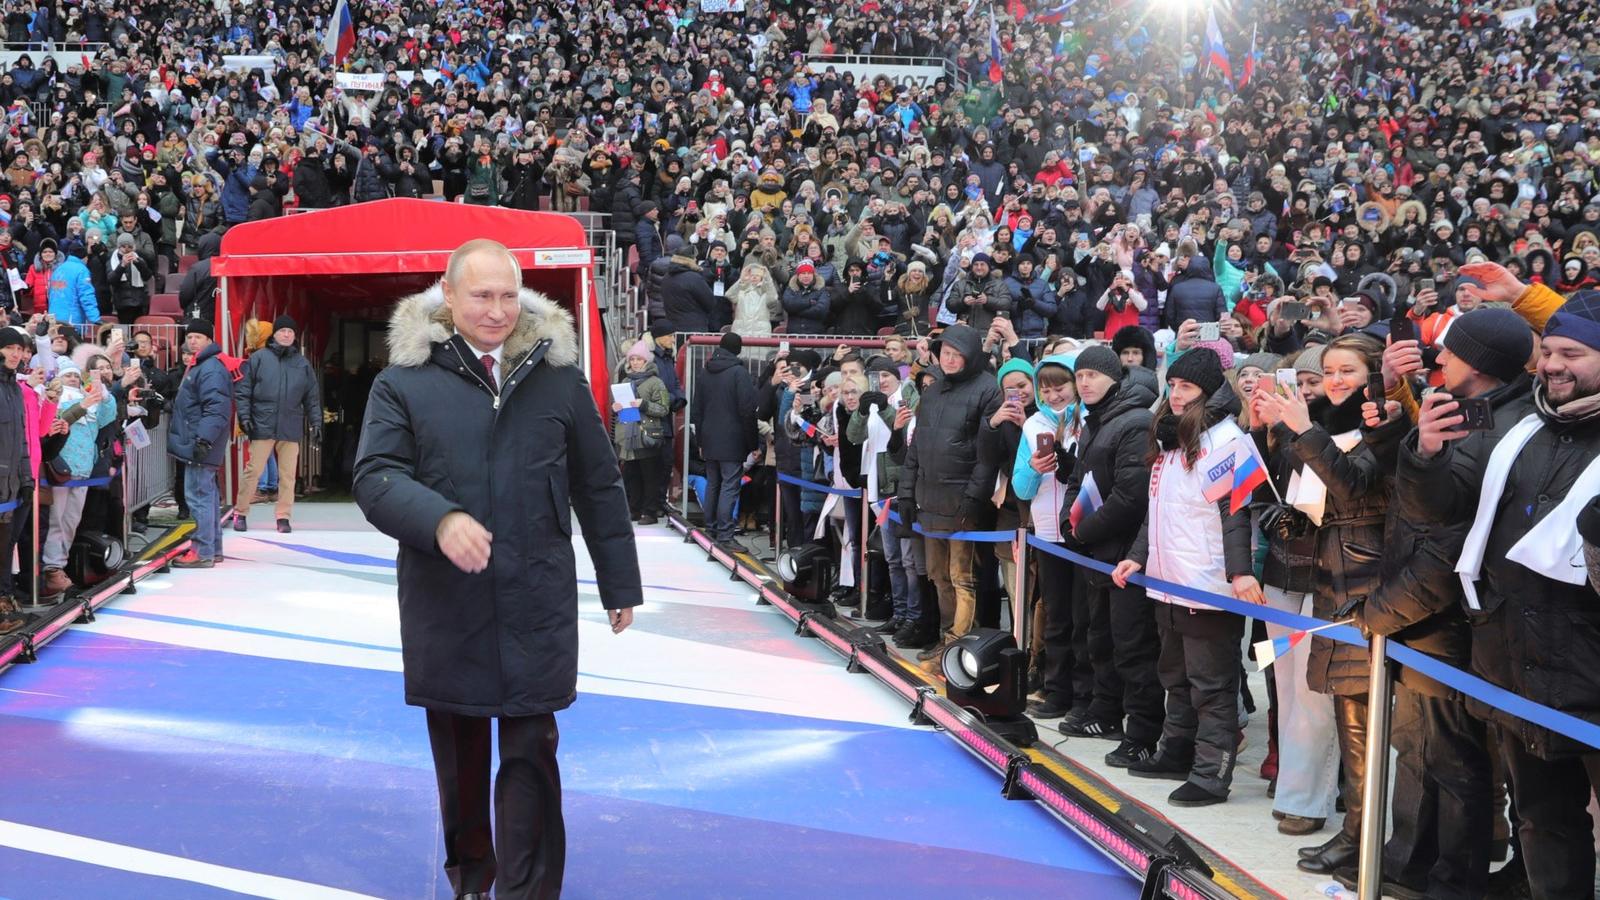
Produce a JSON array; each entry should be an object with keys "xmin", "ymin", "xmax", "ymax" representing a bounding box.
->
[{"xmin": 0, "ymin": 504, "xmax": 1139, "ymax": 899}]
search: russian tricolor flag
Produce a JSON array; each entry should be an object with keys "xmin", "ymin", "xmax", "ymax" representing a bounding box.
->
[
  {"xmin": 323, "ymin": 0, "xmax": 355, "ymax": 65},
  {"xmin": 1253, "ymin": 631, "xmax": 1307, "ymax": 668},
  {"xmin": 800, "ymin": 419, "xmax": 819, "ymax": 439},
  {"xmin": 987, "ymin": 8, "xmax": 1005, "ymax": 84},
  {"xmin": 1068, "ymin": 472, "xmax": 1102, "ymax": 532},
  {"xmin": 1035, "ymin": 0, "xmax": 1077, "ymax": 24},
  {"xmin": 1204, "ymin": 6, "xmax": 1232, "ymax": 84},
  {"xmin": 1229, "ymin": 439, "xmax": 1268, "ymax": 515},
  {"xmin": 1237, "ymin": 24, "xmax": 1257, "ymax": 90}
]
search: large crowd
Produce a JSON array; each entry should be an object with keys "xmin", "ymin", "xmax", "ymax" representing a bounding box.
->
[{"xmin": 0, "ymin": 0, "xmax": 1590, "ymax": 895}]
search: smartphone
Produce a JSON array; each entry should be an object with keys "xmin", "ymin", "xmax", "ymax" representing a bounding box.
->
[
  {"xmin": 1339, "ymin": 297, "xmax": 1361, "ymax": 309},
  {"xmin": 1279, "ymin": 301, "xmax": 1312, "ymax": 321},
  {"xmin": 1195, "ymin": 321, "xmax": 1220, "ymax": 342},
  {"xmin": 1390, "ymin": 315, "xmax": 1416, "ymax": 343},
  {"xmin": 778, "ymin": 340, "xmax": 790, "ymax": 355},
  {"xmin": 1454, "ymin": 397, "xmax": 1495, "ymax": 431},
  {"xmin": 1367, "ymin": 373, "xmax": 1386, "ymax": 405},
  {"xmin": 1415, "ymin": 278, "xmax": 1435, "ymax": 295},
  {"xmin": 1275, "ymin": 368, "xmax": 1298, "ymax": 394},
  {"xmin": 1005, "ymin": 388, "xmax": 1026, "ymax": 405},
  {"xmin": 1036, "ymin": 431, "xmax": 1056, "ymax": 455}
]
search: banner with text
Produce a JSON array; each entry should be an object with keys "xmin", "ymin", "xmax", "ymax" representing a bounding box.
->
[{"xmin": 805, "ymin": 57, "xmax": 947, "ymax": 90}]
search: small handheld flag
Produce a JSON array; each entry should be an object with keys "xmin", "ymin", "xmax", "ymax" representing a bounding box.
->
[
  {"xmin": 1254, "ymin": 620, "xmax": 1353, "ymax": 669},
  {"xmin": 1068, "ymin": 472, "xmax": 1103, "ymax": 532},
  {"xmin": 1200, "ymin": 443, "xmax": 1238, "ymax": 503},
  {"xmin": 1238, "ymin": 24, "xmax": 1258, "ymax": 89},
  {"xmin": 1229, "ymin": 440, "xmax": 1269, "ymax": 515},
  {"xmin": 875, "ymin": 498, "xmax": 892, "ymax": 527},
  {"xmin": 800, "ymin": 419, "xmax": 819, "ymax": 438}
]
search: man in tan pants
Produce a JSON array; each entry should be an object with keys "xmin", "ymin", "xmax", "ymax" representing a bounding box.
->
[{"xmin": 233, "ymin": 315, "xmax": 321, "ymax": 533}]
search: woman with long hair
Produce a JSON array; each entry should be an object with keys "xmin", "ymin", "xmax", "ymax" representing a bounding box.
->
[
  {"xmin": 1252, "ymin": 333, "xmax": 1389, "ymax": 874},
  {"xmin": 1112, "ymin": 348, "xmax": 1262, "ymax": 808}
]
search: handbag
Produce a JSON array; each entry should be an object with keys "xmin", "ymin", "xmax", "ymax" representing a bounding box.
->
[{"xmin": 44, "ymin": 457, "xmax": 72, "ymax": 486}]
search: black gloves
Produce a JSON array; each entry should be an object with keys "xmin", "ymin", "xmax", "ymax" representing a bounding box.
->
[
  {"xmin": 956, "ymin": 495, "xmax": 980, "ymax": 525},
  {"xmin": 858, "ymin": 391, "xmax": 888, "ymax": 410},
  {"xmin": 195, "ymin": 439, "xmax": 212, "ymax": 458}
]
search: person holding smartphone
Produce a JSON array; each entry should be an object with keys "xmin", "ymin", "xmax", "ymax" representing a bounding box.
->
[{"xmin": 1252, "ymin": 334, "xmax": 1390, "ymax": 873}]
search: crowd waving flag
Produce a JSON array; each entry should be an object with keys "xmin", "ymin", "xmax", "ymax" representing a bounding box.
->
[
  {"xmin": 1204, "ymin": 5, "xmax": 1232, "ymax": 84},
  {"xmin": 324, "ymin": 0, "xmax": 356, "ymax": 66},
  {"xmin": 1034, "ymin": 0, "xmax": 1078, "ymax": 24},
  {"xmin": 987, "ymin": 7, "xmax": 1005, "ymax": 84}
]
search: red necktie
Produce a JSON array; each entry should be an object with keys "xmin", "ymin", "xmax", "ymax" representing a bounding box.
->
[{"xmin": 480, "ymin": 354, "xmax": 497, "ymax": 390}]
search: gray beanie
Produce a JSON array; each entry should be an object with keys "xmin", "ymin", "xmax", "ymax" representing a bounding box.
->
[{"xmin": 1074, "ymin": 345, "xmax": 1124, "ymax": 382}]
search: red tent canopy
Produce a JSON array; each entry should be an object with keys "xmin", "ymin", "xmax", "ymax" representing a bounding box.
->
[{"xmin": 210, "ymin": 199, "xmax": 607, "ymax": 408}]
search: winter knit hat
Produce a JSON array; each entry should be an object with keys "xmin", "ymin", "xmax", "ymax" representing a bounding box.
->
[
  {"xmin": 795, "ymin": 258, "xmax": 816, "ymax": 275},
  {"xmin": 1192, "ymin": 339, "xmax": 1237, "ymax": 370},
  {"xmin": 1237, "ymin": 352, "xmax": 1280, "ymax": 375},
  {"xmin": 0, "ymin": 327, "xmax": 26, "ymax": 350},
  {"xmin": 1166, "ymin": 347, "xmax": 1225, "ymax": 395},
  {"xmin": 272, "ymin": 314, "xmax": 297, "ymax": 332},
  {"xmin": 183, "ymin": 319, "xmax": 214, "ymax": 340},
  {"xmin": 627, "ymin": 339, "xmax": 652, "ymax": 360},
  {"xmin": 1544, "ymin": 290, "xmax": 1600, "ymax": 352},
  {"xmin": 1294, "ymin": 344, "xmax": 1327, "ymax": 376},
  {"xmin": 1444, "ymin": 308, "xmax": 1534, "ymax": 383},
  {"xmin": 649, "ymin": 320, "xmax": 675, "ymax": 339},
  {"xmin": 1073, "ymin": 345, "xmax": 1123, "ymax": 382}
]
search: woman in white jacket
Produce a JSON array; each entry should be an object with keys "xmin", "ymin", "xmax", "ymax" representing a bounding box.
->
[
  {"xmin": 727, "ymin": 262, "xmax": 778, "ymax": 340},
  {"xmin": 1111, "ymin": 347, "xmax": 1264, "ymax": 809}
]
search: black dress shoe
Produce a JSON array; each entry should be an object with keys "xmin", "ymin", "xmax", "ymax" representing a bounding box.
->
[
  {"xmin": 1025, "ymin": 698, "xmax": 1071, "ymax": 719},
  {"xmin": 874, "ymin": 618, "xmax": 903, "ymax": 634},
  {"xmin": 1297, "ymin": 832, "xmax": 1358, "ymax": 874},
  {"xmin": 1298, "ymin": 830, "xmax": 1349, "ymax": 860}
]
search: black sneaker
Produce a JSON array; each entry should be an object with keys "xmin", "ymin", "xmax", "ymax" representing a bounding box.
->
[
  {"xmin": 874, "ymin": 618, "xmax": 903, "ymax": 635},
  {"xmin": 1168, "ymin": 781, "xmax": 1228, "ymax": 808},
  {"xmin": 891, "ymin": 622, "xmax": 919, "ymax": 644},
  {"xmin": 894, "ymin": 628, "xmax": 939, "ymax": 651},
  {"xmin": 1127, "ymin": 753, "xmax": 1194, "ymax": 781},
  {"xmin": 1104, "ymin": 740, "xmax": 1155, "ymax": 768},
  {"xmin": 1059, "ymin": 718, "xmax": 1123, "ymax": 741},
  {"xmin": 1025, "ymin": 698, "xmax": 1071, "ymax": 719}
]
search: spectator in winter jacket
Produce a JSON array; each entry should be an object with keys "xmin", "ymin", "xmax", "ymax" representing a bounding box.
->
[
  {"xmin": 108, "ymin": 233, "xmax": 153, "ymax": 320},
  {"xmin": 692, "ymin": 331, "xmax": 758, "ymax": 544},
  {"xmin": 943, "ymin": 253, "xmax": 1011, "ymax": 336},
  {"xmin": 660, "ymin": 253, "xmax": 721, "ymax": 335},
  {"xmin": 234, "ymin": 315, "xmax": 321, "ymax": 534},
  {"xmin": 781, "ymin": 259, "xmax": 831, "ymax": 335},
  {"xmin": 39, "ymin": 358, "xmax": 104, "ymax": 598},
  {"xmin": 1111, "ymin": 325, "xmax": 1158, "ymax": 371},
  {"xmin": 728, "ymin": 263, "xmax": 778, "ymax": 339},
  {"xmin": 830, "ymin": 259, "xmax": 880, "ymax": 336},
  {"xmin": 1006, "ymin": 254, "xmax": 1059, "ymax": 339},
  {"xmin": 1164, "ymin": 240, "xmax": 1227, "ymax": 330},
  {"xmin": 34, "ymin": 239, "xmax": 99, "ymax": 325},
  {"xmin": 635, "ymin": 202, "xmax": 664, "ymax": 273},
  {"xmin": 168, "ymin": 319, "xmax": 233, "ymax": 568}
]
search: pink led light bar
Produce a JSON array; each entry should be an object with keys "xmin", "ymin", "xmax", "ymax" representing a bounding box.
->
[
  {"xmin": 1016, "ymin": 769, "xmax": 1152, "ymax": 872},
  {"xmin": 919, "ymin": 699, "xmax": 1013, "ymax": 771},
  {"xmin": 27, "ymin": 601, "xmax": 86, "ymax": 652},
  {"xmin": 1164, "ymin": 875, "xmax": 1211, "ymax": 900},
  {"xmin": 847, "ymin": 650, "xmax": 922, "ymax": 701}
]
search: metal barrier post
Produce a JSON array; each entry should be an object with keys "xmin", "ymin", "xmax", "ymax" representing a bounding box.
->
[
  {"xmin": 680, "ymin": 342, "xmax": 695, "ymax": 521},
  {"xmin": 1012, "ymin": 527, "xmax": 1029, "ymax": 653},
  {"xmin": 772, "ymin": 469, "xmax": 783, "ymax": 557},
  {"xmin": 858, "ymin": 492, "xmax": 869, "ymax": 618},
  {"xmin": 1357, "ymin": 634, "xmax": 1393, "ymax": 900},
  {"xmin": 27, "ymin": 480, "xmax": 38, "ymax": 607}
]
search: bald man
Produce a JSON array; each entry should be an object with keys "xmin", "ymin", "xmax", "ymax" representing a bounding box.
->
[{"xmin": 355, "ymin": 240, "xmax": 643, "ymax": 900}]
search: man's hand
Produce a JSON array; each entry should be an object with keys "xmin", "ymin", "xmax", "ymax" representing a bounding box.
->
[
  {"xmin": 436, "ymin": 510, "xmax": 492, "ymax": 573},
  {"xmin": 608, "ymin": 607, "xmax": 633, "ymax": 634},
  {"xmin": 1382, "ymin": 338, "xmax": 1423, "ymax": 388},
  {"xmin": 1414, "ymin": 391, "xmax": 1468, "ymax": 459},
  {"xmin": 1458, "ymin": 261, "xmax": 1526, "ymax": 306},
  {"xmin": 1175, "ymin": 319, "xmax": 1200, "ymax": 351}
]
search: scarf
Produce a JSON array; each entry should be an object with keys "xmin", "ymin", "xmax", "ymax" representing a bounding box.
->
[{"xmin": 1458, "ymin": 384, "xmax": 1600, "ymax": 609}]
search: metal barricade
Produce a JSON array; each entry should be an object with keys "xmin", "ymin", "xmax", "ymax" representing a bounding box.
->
[{"xmin": 123, "ymin": 419, "xmax": 171, "ymax": 513}]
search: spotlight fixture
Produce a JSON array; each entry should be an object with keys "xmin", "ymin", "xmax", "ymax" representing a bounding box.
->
[
  {"xmin": 68, "ymin": 532, "xmax": 125, "ymax": 588},
  {"xmin": 941, "ymin": 628, "xmax": 1037, "ymax": 747},
  {"xmin": 775, "ymin": 541, "xmax": 835, "ymax": 606}
]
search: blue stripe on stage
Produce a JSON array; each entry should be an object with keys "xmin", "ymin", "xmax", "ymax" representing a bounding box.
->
[
  {"xmin": 0, "ymin": 631, "xmax": 1135, "ymax": 898},
  {"xmin": 93, "ymin": 608, "xmax": 406, "ymax": 653}
]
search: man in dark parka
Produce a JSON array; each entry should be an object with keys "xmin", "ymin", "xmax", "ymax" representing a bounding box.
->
[{"xmin": 354, "ymin": 240, "xmax": 643, "ymax": 900}]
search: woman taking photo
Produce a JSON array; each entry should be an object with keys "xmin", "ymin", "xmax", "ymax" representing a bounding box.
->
[
  {"xmin": 1252, "ymin": 333, "xmax": 1388, "ymax": 874},
  {"xmin": 1111, "ymin": 348, "xmax": 1261, "ymax": 808}
]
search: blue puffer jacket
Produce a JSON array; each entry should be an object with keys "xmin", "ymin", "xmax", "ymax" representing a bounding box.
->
[
  {"xmin": 1006, "ymin": 272, "xmax": 1059, "ymax": 338},
  {"xmin": 168, "ymin": 342, "xmax": 233, "ymax": 467}
]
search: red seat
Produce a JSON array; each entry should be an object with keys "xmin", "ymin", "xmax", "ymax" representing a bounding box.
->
[
  {"xmin": 150, "ymin": 294, "xmax": 184, "ymax": 318},
  {"xmin": 135, "ymin": 315, "xmax": 175, "ymax": 327},
  {"xmin": 177, "ymin": 254, "xmax": 198, "ymax": 275}
]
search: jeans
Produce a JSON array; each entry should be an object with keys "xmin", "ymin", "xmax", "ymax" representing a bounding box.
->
[
  {"xmin": 259, "ymin": 453, "xmax": 278, "ymax": 491},
  {"xmin": 901, "ymin": 535, "xmax": 927, "ymax": 626},
  {"xmin": 1263, "ymin": 585, "xmax": 1340, "ymax": 819},
  {"xmin": 878, "ymin": 522, "xmax": 909, "ymax": 619},
  {"xmin": 703, "ymin": 460, "xmax": 743, "ymax": 542},
  {"xmin": 186, "ymin": 464, "xmax": 221, "ymax": 560}
]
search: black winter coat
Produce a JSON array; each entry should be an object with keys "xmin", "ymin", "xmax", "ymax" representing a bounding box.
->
[
  {"xmin": 1275, "ymin": 396, "xmax": 1387, "ymax": 696},
  {"xmin": 1398, "ymin": 378, "xmax": 1600, "ymax": 758},
  {"xmin": 691, "ymin": 348, "xmax": 757, "ymax": 462},
  {"xmin": 237, "ymin": 341, "xmax": 322, "ymax": 441},
  {"xmin": 168, "ymin": 342, "xmax": 232, "ymax": 467},
  {"xmin": 353, "ymin": 286, "xmax": 642, "ymax": 717},
  {"xmin": 611, "ymin": 180, "xmax": 642, "ymax": 245},
  {"xmin": 660, "ymin": 258, "xmax": 720, "ymax": 334},
  {"xmin": 292, "ymin": 156, "xmax": 335, "ymax": 209},
  {"xmin": 1066, "ymin": 378, "xmax": 1155, "ymax": 569},
  {"xmin": 781, "ymin": 276, "xmax": 831, "ymax": 335},
  {"xmin": 898, "ymin": 324, "xmax": 1002, "ymax": 532},
  {"xmin": 1164, "ymin": 257, "xmax": 1227, "ymax": 329},
  {"xmin": 829, "ymin": 281, "xmax": 879, "ymax": 336},
  {"xmin": 0, "ymin": 368, "xmax": 31, "ymax": 503}
]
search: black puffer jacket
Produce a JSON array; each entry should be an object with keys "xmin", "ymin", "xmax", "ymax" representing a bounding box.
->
[
  {"xmin": 236, "ymin": 340, "xmax": 322, "ymax": 441},
  {"xmin": 781, "ymin": 275, "xmax": 831, "ymax": 335},
  {"xmin": 1164, "ymin": 256, "xmax": 1226, "ymax": 329},
  {"xmin": 1398, "ymin": 377, "xmax": 1600, "ymax": 758},
  {"xmin": 660, "ymin": 257, "xmax": 720, "ymax": 334},
  {"xmin": 1275, "ymin": 396, "xmax": 1388, "ymax": 696},
  {"xmin": 690, "ymin": 347, "xmax": 757, "ymax": 462},
  {"xmin": 898, "ymin": 324, "xmax": 1002, "ymax": 532},
  {"xmin": 1065, "ymin": 377, "xmax": 1156, "ymax": 569},
  {"xmin": 353, "ymin": 285, "xmax": 642, "ymax": 718},
  {"xmin": 611, "ymin": 179, "xmax": 642, "ymax": 246}
]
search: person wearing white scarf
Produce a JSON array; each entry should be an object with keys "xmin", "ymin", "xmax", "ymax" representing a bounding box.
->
[{"xmin": 1397, "ymin": 289, "xmax": 1600, "ymax": 900}]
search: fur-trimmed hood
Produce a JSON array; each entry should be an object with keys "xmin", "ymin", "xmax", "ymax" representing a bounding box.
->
[{"xmin": 387, "ymin": 283, "xmax": 579, "ymax": 371}]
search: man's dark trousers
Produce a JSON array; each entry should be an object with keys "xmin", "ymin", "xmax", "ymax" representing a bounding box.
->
[
  {"xmin": 704, "ymin": 459, "xmax": 742, "ymax": 542},
  {"xmin": 426, "ymin": 710, "xmax": 565, "ymax": 900}
]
